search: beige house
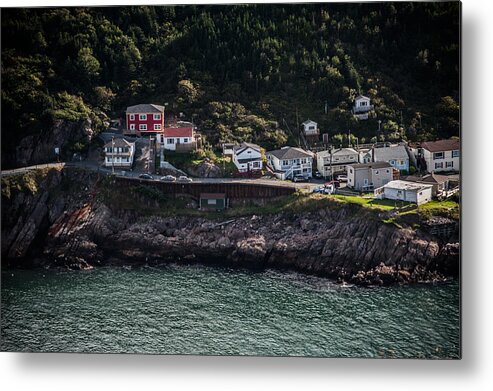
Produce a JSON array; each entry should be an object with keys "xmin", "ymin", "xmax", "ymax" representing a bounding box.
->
[
  {"xmin": 417, "ymin": 139, "xmax": 460, "ymax": 173},
  {"xmin": 346, "ymin": 162, "xmax": 393, "ymax": 191},
  {"xmin": 316, "ymin": 147, "xmax": 359, "ymax": 178}
]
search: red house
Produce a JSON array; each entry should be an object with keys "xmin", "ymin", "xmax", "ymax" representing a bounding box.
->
[{"xmin": 125, "ymin": 104, "xmax": 165, "ymax": 136}]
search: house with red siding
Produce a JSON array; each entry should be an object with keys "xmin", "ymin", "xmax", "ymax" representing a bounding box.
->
[
  {"xmin": 156, "ymin": 127, "xmax": 196, "ymax": 151},
  {"xmin": 125, "ymin": 104, "xmax": 165, "ymax": 136}
]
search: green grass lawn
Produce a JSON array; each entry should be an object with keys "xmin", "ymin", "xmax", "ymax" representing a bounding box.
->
[{"xmin": 332, "ymin": 195, "xmax": 409, "ymax": 210}]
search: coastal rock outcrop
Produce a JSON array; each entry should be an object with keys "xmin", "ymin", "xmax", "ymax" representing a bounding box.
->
[{"xmin": 1, "ymin": 168, "xmax": 460, "ymax": 285}]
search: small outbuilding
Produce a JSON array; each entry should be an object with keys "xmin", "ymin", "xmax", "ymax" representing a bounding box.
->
[
  {"xmin": 374, "ymin": 180, "xmax": 433, "ymax": 206},
  {"xmin": 199, "ymin": 193, "xmax": 228, "ymax": 211}
]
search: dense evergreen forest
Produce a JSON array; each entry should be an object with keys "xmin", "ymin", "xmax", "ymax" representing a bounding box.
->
[{"xmin": 1, "ymin": 3, "xmax": 460, "ymax": 166}]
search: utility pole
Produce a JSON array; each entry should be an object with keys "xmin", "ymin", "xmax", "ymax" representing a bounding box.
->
[
  {"xmin": 111, "ymin": 136, "xmax": 115, "ymax": 175},
  {"xmin": 324, "ymin": 101, "xmax": 328, "ymax": 115},
  {"xmin": 295, "ymin": 107, "xmax": 300, "ymax": 147}
]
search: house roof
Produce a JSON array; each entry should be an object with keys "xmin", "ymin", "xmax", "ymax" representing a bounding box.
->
[
  {"xmin": 200, "ymin": 193, "xmax": 226, "ymax": 199},
  {"xmin": 420, "ymin": 139, "xmax": 460, "ymax": 152},
  {"xmin": 317, "ymin": 148, "xmax": 358, "ymax": 158},
  {"xmin": 126, "ymin": 104, "xmax": 165, "ymax": 113},
  {"xmin": 382, "ymin": 180, "xmax": 433, "ymax": 191},
  {"xmin": 373, "ymin": 145, "xmax": 408, "ymax": 162},
  {"xmin": 348, "ymin": 162, "xmax": 392, "ymax": 170},
  {"xmin": 355, "ymin": 95, "xmax": 370, "ymax": 101},
  {"xmin": 104, "ymin": 138, "xmax": 134, "ymax": 148},
  {"xmin": 267, "ymin": 146, "xmax": 313, "ymax": 160},
  {"xmin": 233, "ymin": 142, "xmax": 261, "ymax": 154},
  {"xmin": 403, "ymin": 173, "xmax": 449, "ymax": 185},
  {"xmin": 163, "ymin": 127, "xmax": 193, "ymax": 138},
  {"xmin": 302, "ymin": 119, "xmax": 317, "ymax": 126}
]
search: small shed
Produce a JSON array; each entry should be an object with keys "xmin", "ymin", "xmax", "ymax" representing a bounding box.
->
[
  {"xmin": 302, "ymin": 120, "xmax": 319, "ymax": 136},
  {"xmin": 222, "ymin": 143, "xmax": 235, "ymax": 156},
  {"xmin": 200, "ymin": 193, "xmax": 228, "ymax": 211},
  {"xmin": 375, "ymin": 180, "xmax": 433, "ymax": 205}
]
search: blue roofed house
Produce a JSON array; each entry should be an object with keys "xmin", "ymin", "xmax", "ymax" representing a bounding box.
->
[{"xmin": 372, "ymin": 144, "xmax": 410, "ymax": 173}]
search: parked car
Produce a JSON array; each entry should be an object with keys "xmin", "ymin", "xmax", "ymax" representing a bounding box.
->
[
  {"xmin": 177, "ymin": 175, "xmax": 192, "ymax": 182},
  {"xmin": 336, "ymin": 174, "xmax": 348, "ymax": 182},
  {"xmin": 314, "ymin": 171, "xmax": 323, "ymax": 179},
  {"xmin": 293, "ymin": 174, "xmax": 310, "ymax": 182},
  {"xmin": 326, "ymin": 180, "xmax": 340, "ymax": 188},
  {"xmin": 138, "ymin": 173, "xmax": 153, "ymax": 180},
  {"xmin": 160, "ymin": 175, "xmax": 176, "ymax": 182}
]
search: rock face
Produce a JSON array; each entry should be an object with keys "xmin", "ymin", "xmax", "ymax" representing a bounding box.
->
[
  {"xmin": 186, "ymin": 159, "xmax": 222, "ymax": 178},
  {"xmin": 14, "ymin": 118, "xmax": 95, "ymax": 167},
  {"xmin": 1, "ymin": 168, "xmax": 460, "ymax": 285}
]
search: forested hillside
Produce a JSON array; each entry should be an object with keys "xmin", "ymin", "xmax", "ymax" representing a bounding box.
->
[{"xmin": 1, "ymin": 3, "xmax": 460, "ymax": 167}]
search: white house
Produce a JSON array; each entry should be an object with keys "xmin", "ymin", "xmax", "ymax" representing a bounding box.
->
[
  {"xmin": 359, "ymin": 148, "xmax": 373, "ymax": 164},
  {"xmin": 232, "ymin": 142, "xmax": 263, "ymax": 173},
  {"xmin": 352, "ymin": 95, "xmax": 373, "ymax": 120},
  {"xmin": 222, "ymin": 143, "xmax": 235, "ymax": 156},
  {"xmin": 302, "ymin": 120, "xmax": 319, "ymax": 136},
  {"xmin": 266, "ymin": 146, "xmax": 314, "ymax": 180},
  {"xmin": 156, "ymin": 127, "xmax": 196, "ymax": 151},
  {"xmin": 104, "ymin": 138, "xmax": 135, "ymax": 168},
  {"xmin": 375, "ymin": 180, "xmax": 433, "ymax": 206},
  {"xmin": 372, "ymin": 145, "xmax": 410, "ymax": 173},
  {"xmin": 417, "ymin": 139, "xmax": 460, "ymax": 173},
  {"xmin": 316, "ymin": 147, "xmax": 359, "ymax": 178}
]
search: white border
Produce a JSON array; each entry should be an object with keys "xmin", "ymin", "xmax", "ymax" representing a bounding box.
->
[{"xmin": 1, "ymin": 1, "xmax": 492, "ymax": 390}]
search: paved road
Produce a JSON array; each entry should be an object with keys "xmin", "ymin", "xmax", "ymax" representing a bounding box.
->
[{"xmin": 1, "ymin": 161, "xmax": 319, "ymax": 191}]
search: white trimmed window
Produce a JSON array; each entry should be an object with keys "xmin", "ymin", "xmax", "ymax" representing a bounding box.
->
[
  {"xmin": 153, "ymin": 114, "xmax": 161, "ymax": 120},
  {"xmin": 139, "ymin": 114, "xmax": 147, "ymax": 120},
  {"xmin": 435, "ymin": 162, "xmax": 444, "ymax": 169},
  {"xmin": 183, "ymin": 138, "xmax": 189, "ymax": 143},
  {"xmin": 167, "ymin": 138, "xmax": 175, "ymax": 144},
  {"xmin": 129, "ymin": 114, "xmax": 135, "ymax": 120},
  {"xmin": 452, "ymin": 150, "xmax": 460, "ymax": 158},
  {"xmin": 154, "ymin": 124, "xmax": 161, "ymax": 130},
  {"xmin": 446, "ymin": 161, "xmax": 454, "ymax": 168},
  {"xmin": 433, "ymin": 152, "xmax": 444, "ymax": 160},
  {"xmin": 139, "ymin": 124, "xmax": 147, "ymax": 130},
  {"xmin": 130, "ymin": 124, "xmax": 135, "ymax": 130}
]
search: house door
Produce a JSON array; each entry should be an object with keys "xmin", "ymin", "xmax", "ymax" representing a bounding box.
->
[{"xmin": 363, "ymin": 179, "xmax": 368, "ymax": 186}]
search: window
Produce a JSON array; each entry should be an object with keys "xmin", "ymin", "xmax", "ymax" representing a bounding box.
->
[
  {"xmin": 375, "ymin": 170, "xmax": 379, "ymax": 175},
  {"xmin": 247, "ymin": 150, "xmax": 251, "ymax": 154},
  {"xmin": 400, "ymin": 160, "xmax": 404, "ymax": 165},
  {"xmin": 129, "ymin": 114, "xmax": 135, "ymax": 120},
  {"xmin": 282, "ymin": 160, "xmax": 289, "ymax": 166},
  {"xmin": 253, "ymin": 161, "xmax": 260, "ymax": 168},
  {"xmin": 183, "ymin": 138, "xmax": 189, "ymax": 143},
  {"xmin": 419, "ymin": 191, "xmax": 423, "ymax": 196},
  {"xmin": 130, "ymin": 124, "xmax": 135, "ymax": 130},
  {"xmin": 207, "ymin": 199, "xmax": 217, "ymax": 205},
  {"xmin": 153, "ymin": 114, "xmax": 161, "ymax": 120},
  {"xmin": 167, "ymin": 138, "xmax": 175, "ymax": 144},
  {"xmin": 154, "ymin": 124, "xmax": 161, "ymax": 130},
  {"xmin": 301, "ymin": 158, "xmax": 307, "ymax": 164},
  {"xmin": 446, "ymin": 161, "xmax": 454, "ymax": 168},
  {"xmin": 139, "ymin": 124, "xmax": 147, "ymax": 130},
  {"xmin": 435, "ymin": 162, "xmax": 443, "ymax": 169},
  {"xmin": 390, "ymin": 160, "xmax": 395, "ymax": 165},
  {"xmin": 349, "ymin": 168, "xmax": 353, "ymax": 174},
  {"xmin": 452, "ymin": 150, "xmax": 460, "ymax": 158},
  {"xmin": 433, "ymin": 152, "xmax": 444, "ymax": 160},
  {"xmin": 386, "ymin": 170, "xmax": 390, "ymax": 173},
  {"xmin": 139, "ymin": 114, "xmax": 147, "ymax": 120},
  {"xmin": 308, "ymin": 126, "xmax": 315, "ymax": 130}
]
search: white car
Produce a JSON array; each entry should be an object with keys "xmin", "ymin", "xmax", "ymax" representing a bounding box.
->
[
  {"xmin": 337, "ymin": 174, "xmax": 348, "ymax": 182},
  {"xmin": 160, "ymin": 175, "xmax": 176, "ymax": 182},
  {"xmin": 177, "ymin": 175, "xmax": 192, "ymax": 182}
]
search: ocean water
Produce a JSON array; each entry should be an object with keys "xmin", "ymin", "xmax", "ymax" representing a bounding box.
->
[{"xmin": 0, "ymin": 265, "xmax": 460, "ymax": 358}]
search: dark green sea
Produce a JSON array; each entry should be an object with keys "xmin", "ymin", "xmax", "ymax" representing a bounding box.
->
[{"xmin": 0, "ymin": 265, "xmax": 460, "ymax": 358}]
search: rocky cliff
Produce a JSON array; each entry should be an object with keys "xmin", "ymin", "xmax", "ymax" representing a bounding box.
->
[{"xmin": 1, "ymin": 168, "xmax": 460, "ymax": 286}]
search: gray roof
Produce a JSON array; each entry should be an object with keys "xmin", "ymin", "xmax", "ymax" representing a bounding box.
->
[
  {"xmin": 373, "ymin": 145, "xmax": 408, "ymax": 162},
  {"xmin": 126, "ymin": 104, "xmax": 164, "ymax": 113},
  {"xmin": 382, "ymin": 180, "xmax": 433, "ymax": 191},
  {"xmin": 403, "ymin": 173, "xmax": 449, "ymax": 185},
  {"xmin": 267, "ymin": 146, "xmax": 313, "ymax": 160},
  {"xmin": 302, "ymin": 119, "xmax": 317, "ymax": 126},
  {"xmin": 348, "ymin": 162, "xmax": 392, "ymax": 170},
  {"xmin": 233, "ymin": 142, "xmax": 261, "ymax": 154},
  {"xmin": 104, "ymin": 138, "xmax": 134, "ymax": 148},
  {"xmin": 355, "ymin": 95, "xmax": 370, "ymax": 101}
]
